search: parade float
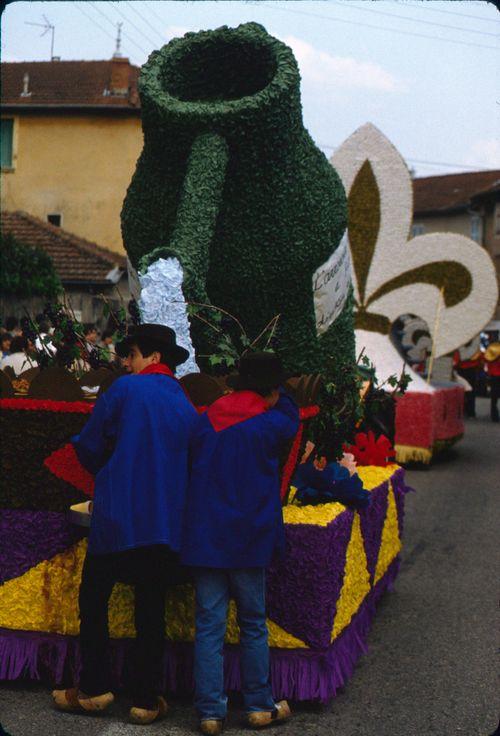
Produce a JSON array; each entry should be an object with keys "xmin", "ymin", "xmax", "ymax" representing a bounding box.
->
[
  {"xmin": 331, "ymin": 123, "xmax": 498, "ymax": 463},
  {"xmin": 0, "ymin": 24, "xmax": 411, "ymax": 701}
]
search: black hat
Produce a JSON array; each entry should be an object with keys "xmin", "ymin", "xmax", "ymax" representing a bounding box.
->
[
  {"xmin": 226, "ymin": 351, "xmax": 286, "ymax": 392},
  {"xmin": 115, "ymin": 324, "xmax": 190, "ymax": 367}
]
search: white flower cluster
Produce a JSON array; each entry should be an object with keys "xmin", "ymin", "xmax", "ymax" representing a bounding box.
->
[{"xmin": 138, "ymin": 257, "xmax": 199, "ymax": 377}]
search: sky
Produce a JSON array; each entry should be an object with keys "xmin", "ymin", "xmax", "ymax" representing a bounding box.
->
[{"xmin": 1, "ymin": 0, "xmax": 499, "ymax": 177}]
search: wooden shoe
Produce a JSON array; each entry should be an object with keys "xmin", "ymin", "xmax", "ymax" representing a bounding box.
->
[
  {"xmin": 129, "ymin": 696, "xmax": 168, "ymax": 725},
  {"xmin": 246, "ymin": 701, "xmax": 291, "ymax": 728},
  {"xmin": 52, "ymin": 687, "xmax": 114, "ymax": 712},
  {"xmin": 199, "ymin": 719, "xmax": 224, "ymax": 735}
]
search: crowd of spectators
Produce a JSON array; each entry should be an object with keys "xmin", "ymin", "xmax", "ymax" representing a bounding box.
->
[{"xmin": 0, "ymin": 315, "xmax": 121, "ymax": 376}]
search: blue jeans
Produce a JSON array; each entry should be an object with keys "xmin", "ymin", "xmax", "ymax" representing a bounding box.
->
[{"xmin": 194, "ymin": 567, "xmax": 276, "ymax": 720}]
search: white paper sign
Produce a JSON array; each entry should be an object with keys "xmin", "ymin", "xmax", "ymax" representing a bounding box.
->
[{"xmin": 313, "ymin": 232, "xmax": 352, "ymax": 334}]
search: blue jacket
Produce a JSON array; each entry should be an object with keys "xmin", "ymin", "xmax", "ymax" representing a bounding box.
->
[
  {"xmin": 72, "ymin": 373, "xmax": 198, "ymax": 555},
  {"xmin": 180, "ymin": 390, "xmax": 299, "ymax": 568}
]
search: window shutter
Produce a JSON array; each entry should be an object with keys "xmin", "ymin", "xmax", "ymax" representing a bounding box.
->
[{"xmin": 1, "ymin": 119, "xmax": 14, "ymax": 168}]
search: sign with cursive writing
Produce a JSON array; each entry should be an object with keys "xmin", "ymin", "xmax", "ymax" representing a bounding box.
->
[{"xmin": 313, "ymin": 232, "xmax": 352, "ymax": 335}]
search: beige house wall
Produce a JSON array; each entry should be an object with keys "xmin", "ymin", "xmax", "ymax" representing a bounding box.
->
[
  {"xmin": 1, "ymin": 113, "xmax": 142, "ymax": 254},
  {"xmin": 412, "ymin": 211, "xmax": 472, "ymax": 238}
]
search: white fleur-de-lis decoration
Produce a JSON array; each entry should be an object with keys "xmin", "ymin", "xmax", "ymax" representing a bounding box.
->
[{"xmin": 327, "ymin": 123, "xmax": 498, "ymax": 389}]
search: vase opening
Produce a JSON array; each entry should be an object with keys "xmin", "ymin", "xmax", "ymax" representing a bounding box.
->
[{"xmin": 164, "ymin": 37, "xmax": 277, "ymax": 103}]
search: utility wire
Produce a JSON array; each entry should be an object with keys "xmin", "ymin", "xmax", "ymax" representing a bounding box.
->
[
  {"xmin": 144, "ymin": 2, "xmax": 168, "ymax": 29},
  {"xmin": 87, "ymin": 1, "xmax": 149, "ymax": 56},
  {"xmin": 330, "ymin": 1, "xmax": 499, "ymax": 38},
  {"xmin": 74, "ymin": 2, "xmax": 117, "ymax": 45},
  {"xmin": 107, "ymin": 1, "xmax": 159, "ymax": 49},
  {"xmin": 124, "ymin": 0, "xmax": 167, "ymax": 46},
  {"xmin": 255, "ymin": 3, "xmax": 499, "ymax": 52},
  {"xmin": 402, "ymin": 1, "xmax": 500, "ymax": 24},
  {"xmin": 319, "ymin": 142, "xmax": 493, "ymax": 171}
]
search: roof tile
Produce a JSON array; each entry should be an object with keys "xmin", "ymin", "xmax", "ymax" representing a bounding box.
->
[
  {"xmin": 1, "ymin": 60, "xmax": 140, "ymax": 109},
  {"xmin": 1, "ymin": 211, "xmax": 126, "ymax": 284},
  {"xmin": 413, "ymin": 170, "xmax": 500, "ymax": 215}
]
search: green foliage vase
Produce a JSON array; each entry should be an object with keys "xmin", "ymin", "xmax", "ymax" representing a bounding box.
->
[{"xmin": 122, "ymin": 23, "xmax": 357, "ymax": 449}]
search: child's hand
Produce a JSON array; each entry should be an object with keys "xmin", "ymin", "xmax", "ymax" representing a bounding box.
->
[{"xmin": 339, "ymin": 452, "xmax": 357, "ymax": 477}]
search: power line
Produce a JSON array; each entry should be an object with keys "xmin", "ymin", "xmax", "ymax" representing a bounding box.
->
[
  {"xmin": 255, "ymin": 3, "xmax": 499, "ymax": 52},
  {"xmin": 124, "ymin": 0, "xmax": 167, "ymax": 46},
  {"xmin": 330, "ymin": 1, "xmax": 499, "ymax": 39},
  {"xmin": 107, "ymin": 1, "xmax": 160, "ymax": 49},
  {"xmin": 319, "ymin": 142, "xmax": 493, "ymax": 172},
  {"xmin": 74, "ymin": 3, "xmax": 116, "ymax": 45},
  {"xmin": 144, "ymin": 2, "xmax": 168, "ymax": 29},
  {"xmin": 87, "ymin": 2, "xmax": 149, "ymax": 57},
  {"xmin": 403, "ymin": 1, "xmax": 500, "ymax": 24}
]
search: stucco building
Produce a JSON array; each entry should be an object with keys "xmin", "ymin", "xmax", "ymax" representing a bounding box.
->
[
  {"xmin": 1, "ymin": 58, "xmax": 142, "ymax": 254},
  {"xmin": 1, "ymin": 210, "xmax": 128, "ymax": 327}
]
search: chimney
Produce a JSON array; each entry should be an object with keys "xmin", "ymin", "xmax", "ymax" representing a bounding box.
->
[
  {"xmin": 20, "ymin": 72, "xmax": 31, "ymax": 97},
  {"xmin": 110, "ymin": 56, "xmax": 130, "ymax": 97}
]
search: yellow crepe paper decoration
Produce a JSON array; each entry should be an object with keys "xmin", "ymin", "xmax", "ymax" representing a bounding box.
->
[
  {"xmin": 0, "ymin": 465, "xmax": 401, "ymax": 649},
  {"xmin": 0, "ymin": 540, "xmax": 308, "ymax": 647},
  {"xmin": 374, "ymin": 483, "xmax": 401, "ymax": 585},
  {"xmin": 331, "ymin": 513, "xmax": 371, "ymax": 641},
  {"xmin": 0, "ymin": 540, "xmax": 86, "ymax": 635},
  {"xmin": 395, "ymin": 444, "xmax": 432, "ymax": 464},
  {"xmin": 284, "ymin": 464, "xmax": 397, "ymax": 527}
]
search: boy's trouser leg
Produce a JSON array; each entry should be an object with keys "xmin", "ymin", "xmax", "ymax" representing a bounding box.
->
[
  {"xmin": 231, "ymin": 568, "xmax": 275, "ymax": 713},
  {"xmin": 130, "ymin": 547, "xmax": 169, "ymax": 710},
  {"xmin": 194, "ymin": 569, "xmax": 230, "ymax": 720},
  {"xmin": 78, "ymin": 552, "xmax": 116, "ymax": 696}
]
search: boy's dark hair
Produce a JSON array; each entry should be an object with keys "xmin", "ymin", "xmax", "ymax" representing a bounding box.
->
[
  {"xmin": 10, "ymin": 336, "xmax": 28, "ymax": 353},
  {"xmin": 239, "ymin": 379, "xmax": 280, "ymax": 398},
  {"xmin": 5, "ymin": 316, "xmax": 18, "ymax": 332},
  {"xmin": 1, "ymin": 333, "xmax": 12, "ymax": 344},
  {"xmin": 101, "ymin": 328, "xmax": 115, "ymax": 341},
  {"xmin": 84, "ymin": 323, "xmax": 97, "ymax": 335},
  {"xmin": 38, "ymin": 320, "xmax": 51, "ymax": 334},
  {"xmin": 133, "ymin": 337, "xmax": 176, "ymax": 371}
]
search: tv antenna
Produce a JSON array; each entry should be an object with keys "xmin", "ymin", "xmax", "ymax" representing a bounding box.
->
[
  {"xmin": 114, "ymin": 22, "xmax": 123, "ymax": 58},
  {"xmin": 25, "ymin": 16, "xmax": 56, "ymax": 60}
]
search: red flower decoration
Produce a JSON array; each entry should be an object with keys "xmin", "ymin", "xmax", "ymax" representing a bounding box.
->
[
  {"xmin": 343, "ymin": 431, "xmax": 395, "ymax": 467},
  {"xmin": 0, "ymin": 398, "xmax": 92, "ymax": 413},
  {"xmin": 44, "ymin": 443, "xmax": 94, "ymax": 497}
]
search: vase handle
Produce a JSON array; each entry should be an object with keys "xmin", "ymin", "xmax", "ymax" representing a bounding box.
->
[{"xmin": 138, "ymin": 132, "xmax": 228, "ymax": 305}]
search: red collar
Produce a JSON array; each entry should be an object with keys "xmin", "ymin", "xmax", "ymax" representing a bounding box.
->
[
  {"xmin": 139, "ymin": 363, "xmax": 175, "ymax": 378},
  {"xmin": 207, "ymin": 390, "xmax": 268, "ymax": 432}
]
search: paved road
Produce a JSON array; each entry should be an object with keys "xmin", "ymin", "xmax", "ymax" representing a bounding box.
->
[{"xmin": 1, "ymin": 398, "xmax": 498, "ymax": 736}]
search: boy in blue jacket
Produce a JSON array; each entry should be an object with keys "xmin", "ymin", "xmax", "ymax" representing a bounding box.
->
[
  {"xmin": 52, "ymin": 324, "xmax": 198, "ymax": 725},
  {"xmin": 181, "ymin": 352, "xmax": 299, "ymax": 735}
]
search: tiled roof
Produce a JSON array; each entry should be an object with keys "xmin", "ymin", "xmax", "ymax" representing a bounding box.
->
[
  {"xmin": 1, "ymin": 60, "xmax": 140, "ymax": 109},
  {"xmin": 413, "ymin": 170, "xmax": 500, "ymax": 215},
  {"xmin": 1, "ymin": 211, "xmax": 126, "ymax": 284}
]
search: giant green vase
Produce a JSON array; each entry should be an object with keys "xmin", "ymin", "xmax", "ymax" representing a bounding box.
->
[{"xmin": 122, "ymin": 22, "xmax": 354, "ymax": 380}]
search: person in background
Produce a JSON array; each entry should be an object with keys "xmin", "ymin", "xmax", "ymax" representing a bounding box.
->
[
  {"xmin": 99, "ymin": 328, "xmax": 117, "ymax": 364},
  {"xmin": 35, "ymin": 320, "xmax": 57, "ymax": 356},
  {"xmin": 1, "ymin": 333, "xmax": 12, "ymax": 358},
  {"xmin": 453, "ymin": 347, "xmax": 483, "ymax": 418},
  {"xmin": 5, "ymin": 316, "xmax": 23, "ymax": 337},
  {"xmin": 484, "ymin": 341, "xmax": 500, "ymax": 423},
  {"xmin": 52, "ymin": 324, "xmax": 198, "ymax": 725},
  {"xmin": 0, "ymin": 336, "xmax": 38, "ymax": 375},
  {"xmin": 181, "ymin": 352, "xmax": 299, "ymax": 736},
  {"xmin": 78, "ymin": 324, "xmax": 100, "ymax": 368}
]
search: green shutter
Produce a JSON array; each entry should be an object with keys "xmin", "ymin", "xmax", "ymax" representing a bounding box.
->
[{"xmin": 1, "ymin": 119, "xmax": 14, "ymax": 168}]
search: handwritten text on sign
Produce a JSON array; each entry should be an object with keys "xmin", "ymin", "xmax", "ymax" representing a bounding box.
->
[{"xmin": 313, "ymin": 233, "xmax": 352, "ymax": 335}]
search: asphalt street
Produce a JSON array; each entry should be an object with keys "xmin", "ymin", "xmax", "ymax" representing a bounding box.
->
[{"xmin": 1, "ymin": 397, "xmax": 498, "ymax": 736}]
